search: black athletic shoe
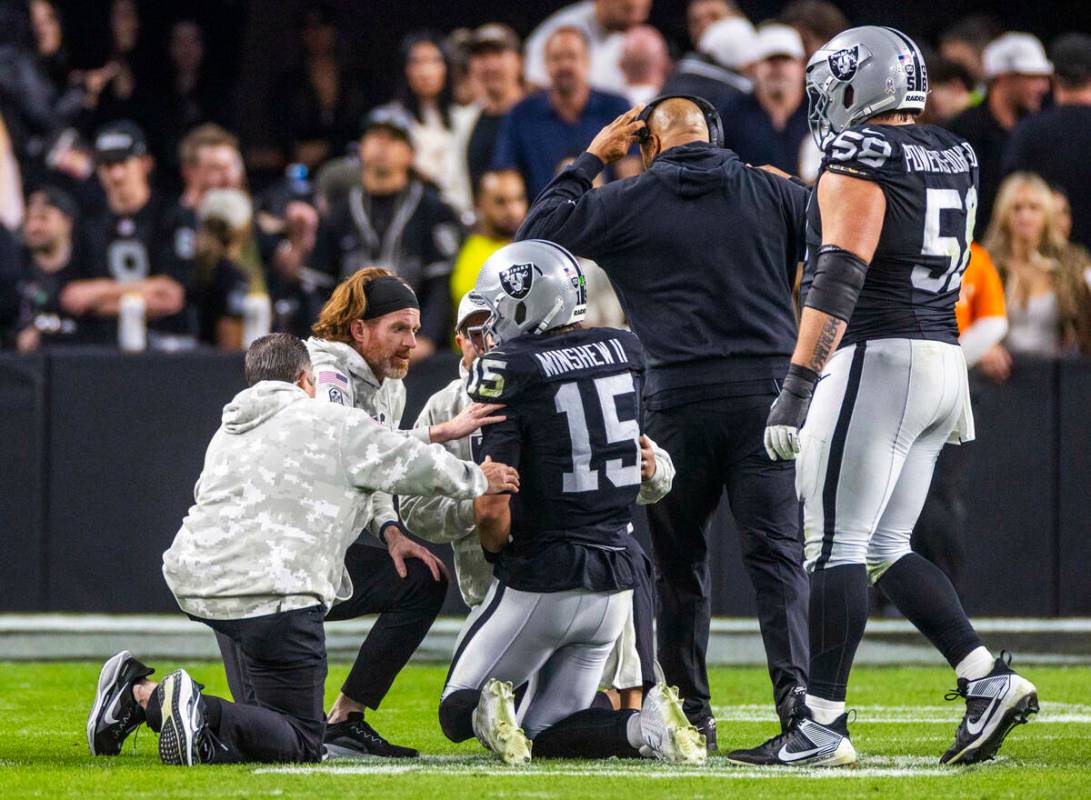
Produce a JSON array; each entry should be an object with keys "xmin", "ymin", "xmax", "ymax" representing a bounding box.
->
[
  {"xmin": 87, "ymin": 650, "xmax": 155, "ymax": 756},
  {"xmin": 776, "ymin": 686, "xmax": 810, "ymax": 733},
  {"xmin": 324, "ymin": 713, "xmax": 419, "ymax": 759},
  {"xmin": 727, "ymin": 710, "xmax": 858, "ymax": 767},
  {"xmin": 940, "ymin": 652, "xmax": 1039, "ymax": 765},
  {"xmin": 690, "ymin": 715, "xmax": 717, "ymax": 752},
  {"xmin": 157, "ymin": 669, "xmax": 211, "ymax": 766}
]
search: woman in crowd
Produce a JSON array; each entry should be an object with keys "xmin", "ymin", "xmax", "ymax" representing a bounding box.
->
[
  {"xmin": 984, "ymin": 172, "xmax": 1091, "ymax": 357},
  {"xmin": 394, "ymin": 31, "xmax": 457, "ymax": 191}
]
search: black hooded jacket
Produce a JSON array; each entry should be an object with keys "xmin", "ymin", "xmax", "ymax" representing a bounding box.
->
[{"xmin": 518, "ymin": 142, "xmax": 808, "ymax": 407}]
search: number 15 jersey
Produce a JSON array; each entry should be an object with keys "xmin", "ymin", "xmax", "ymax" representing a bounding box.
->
[
  {"xmin": 802, "ymin": 123, "xmax": 980, "ymax": 348},
  {"xmin": 467, "ymin": 326, "xmax": 645, "ymax": 593}
]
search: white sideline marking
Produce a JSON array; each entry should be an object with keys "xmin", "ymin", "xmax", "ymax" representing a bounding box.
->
[{"xmin": 711, "ymin": 702, "xmax": 1091, "ymax": 725}]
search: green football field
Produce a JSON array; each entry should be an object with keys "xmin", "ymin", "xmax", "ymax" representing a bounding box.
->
[{"xmin": 1, "ymin": 660, "xmax": 1087, "ymax": 799}]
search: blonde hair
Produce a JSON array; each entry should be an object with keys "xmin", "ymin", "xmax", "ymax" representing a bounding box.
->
[
  {"xmin": 311, "ymin": 267, "xmax": 398, "ymax": 342},
  {"xmin": 984, "ymin": 171, "xmax": 1091, "ymax": 352}
]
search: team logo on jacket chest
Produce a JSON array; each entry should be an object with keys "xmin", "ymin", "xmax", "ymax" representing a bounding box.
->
[
  {"xmin": 828, "ymin": 46, "xmax": 860, "ymax": 81},
  {"xmin": 500, "ymin": 263, "xmax": 534, "ymax": 299}
]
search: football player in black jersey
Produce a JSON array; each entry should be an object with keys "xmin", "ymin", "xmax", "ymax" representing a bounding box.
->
[
  {"xmin": 438, "ymin": 239, "xmax": 705, "ymax": 766},
  {"xmin": 64, "ymin": 121, "xmax": 194, "ymax": 348},
  {"xmin": 731, "ymin": 27, "xmax": 1038, "ymax": 768}
]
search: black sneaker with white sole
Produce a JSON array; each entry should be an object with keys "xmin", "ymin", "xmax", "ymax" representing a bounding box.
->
[
  {"xmin": 157, "ymin": 669, "xmax": 211, "ymax": 766},
  {"xmin": 323, "ymin": 713, "xmax": 419, "ymax": 759},
  {"xmin": 87, "ymin": 650, "xmax": 155, "ymax": 756},
  {"xmin": 940, "ymin": 651, "xmax": 1039, "ymax": 765},
  {"xmin": 690, "ymin": 715, "xmax": 717, "ymax": 752},
  {"xmin": 727, "ymin": 710, "xmax": 858, "ymax": 767}
]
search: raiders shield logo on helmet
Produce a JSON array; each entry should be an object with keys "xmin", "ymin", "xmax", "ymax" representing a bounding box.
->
[
  {"xmin": 499, "ymin": 263, "xmax": 534, "ymax": 299},
  {"xmin": 828, "ymin": 46, "xmax": 860, "ymax": 81}
]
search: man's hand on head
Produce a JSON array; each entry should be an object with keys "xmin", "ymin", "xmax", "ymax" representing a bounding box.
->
[{"xmin": 587, "ymin": 106, "xmax": 645, "ymax": 166}]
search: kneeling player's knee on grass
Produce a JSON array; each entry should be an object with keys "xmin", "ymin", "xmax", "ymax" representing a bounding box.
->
[{"xmin": 439, "ymin": 689, "xmax": 479, "ymax": 742}]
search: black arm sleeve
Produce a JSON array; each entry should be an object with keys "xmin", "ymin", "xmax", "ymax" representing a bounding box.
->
[{"xmin": 516, "ymin": 152, "xmax": 613, "ymax": 258}]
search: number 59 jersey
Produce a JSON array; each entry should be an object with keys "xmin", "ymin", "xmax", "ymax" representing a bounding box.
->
[
  {"xmin": 466, "ymin": 326, "xmax": 645, "ymax": 593},
  {"xmin": 802, "ymin": 123, "xmax": 981, "ymax": 348}
]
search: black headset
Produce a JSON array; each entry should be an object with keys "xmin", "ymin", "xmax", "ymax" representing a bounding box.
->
[{"xmin": 635, "ymin": 94, "xmax": 724, "ymax": 149}]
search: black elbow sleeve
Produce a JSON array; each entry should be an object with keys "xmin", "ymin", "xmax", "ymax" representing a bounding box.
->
[{"xmin": 804, "ymin": 245, "xmax": 869, "ymax": 322}]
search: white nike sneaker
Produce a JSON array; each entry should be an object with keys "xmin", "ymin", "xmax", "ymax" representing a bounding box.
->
[
  {"xmin": 941, "ymin": 651, "xmax": 1039, "ymax": 765},
  {"xmin": 472, "ymin": 679, "xmax": 531, "ymax": 765},
  {"xmin": 726, "ymin": 711, "xmax": 857, "ymax": 768},
  {"xmin": 639, "ymin": 683, "xmax": 707, "ymax": 764}
]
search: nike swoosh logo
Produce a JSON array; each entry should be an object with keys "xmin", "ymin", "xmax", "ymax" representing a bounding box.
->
[
  {"xmin": 102, "ymin": 693, "xmax": 123, "ymax": 726},
  {"xmin": 966, "ymin": 694, "xmax": 1003, "ymax": 735},
  {"xmin": 778, "ymin": 744, "xmax": 823, "ymax": 762}
]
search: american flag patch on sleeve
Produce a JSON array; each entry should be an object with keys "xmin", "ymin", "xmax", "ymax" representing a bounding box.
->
[{"xmin": 318, "ymin": 370, "xmax": 349, "ymax": 390}]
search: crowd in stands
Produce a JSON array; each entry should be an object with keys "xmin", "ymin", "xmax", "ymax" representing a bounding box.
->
[{"xmin": 1, "ymin": 0, "xmax": 1089, "ymax": 373}]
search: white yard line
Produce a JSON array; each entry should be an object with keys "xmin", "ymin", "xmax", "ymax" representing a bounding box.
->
[{"xmin": 711, "ymin": 702, "xmax": 1091, "ymax": 724}]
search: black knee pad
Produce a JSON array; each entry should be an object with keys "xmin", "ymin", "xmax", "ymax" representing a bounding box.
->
[{"xmin": 438, "ymin": 688, "xmax": 479, "ymax": 742}]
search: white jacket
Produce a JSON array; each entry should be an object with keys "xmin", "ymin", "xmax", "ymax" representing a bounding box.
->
[
  {"xmin": 306, "ymin": 337, "xmax": 432, "ymax": 540},
  {"xmin": 162, "ymin": 381, "xmax": 487, "ymax": 620}
]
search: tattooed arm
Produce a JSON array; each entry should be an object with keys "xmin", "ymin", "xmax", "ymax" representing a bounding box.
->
[{"xmin": 790, "ymin": 172, "xmax": 885, "ymax": 374}]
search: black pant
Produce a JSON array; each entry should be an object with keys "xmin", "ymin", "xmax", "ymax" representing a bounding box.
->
[
  {"xmin": 149, "ymin": 605, "xmax": 329, "ymax": 763},
  {"xmin": 910, "ymin": 445, "xmax": 966, "ymax": 591},
  {"xmin": 645, "ymin": 394, "xmax": 809, "ymax": 721},
  {"xmin": 323, "ymin": 540, "xmax": 448, "ymax": 708}
]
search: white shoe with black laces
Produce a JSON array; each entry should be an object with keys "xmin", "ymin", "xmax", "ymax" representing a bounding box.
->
[
  {"xmin": 941, "ymin": 651, "xmax": 1039, "ymax": 765},
  {"xmin": 472, "ymin": 679, "xmax": 531, "ymax": 765},
  {"xmin": 727, "ymin": 710, "xmax": 857, "ymax": 768}
]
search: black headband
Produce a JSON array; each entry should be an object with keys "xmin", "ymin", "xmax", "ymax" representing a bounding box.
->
[{"xmin": 363, "ymin": 276, "xmax": 419, "ymax": 320}]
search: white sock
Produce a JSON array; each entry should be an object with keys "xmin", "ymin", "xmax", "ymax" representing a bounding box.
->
[
  {"xmin": 806, "ymin": 694, "xmax": 845, "ymax": 725},
  {"xmin": 955, "ymin": 646, "xmax": 994, "ymax": 682},
  {"xmin": 626, "ymin": 712, "xmax": 644, "ymax": 750}
]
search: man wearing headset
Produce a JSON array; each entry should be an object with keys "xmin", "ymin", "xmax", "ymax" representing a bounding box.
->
[{"xmin": 518, "ymin": 96, "xmax": 811, "ymax": 749}]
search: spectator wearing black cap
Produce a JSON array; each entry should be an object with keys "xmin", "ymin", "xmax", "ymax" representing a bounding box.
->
[
  {"xmin": 947, "ymin": 32, "xmax": 1053, "ymax": 228},
  {"xmin": 306, "ymin": 107, "xmax": 463, "ymax": 358},
  {"xmin": 8, "ymin": 186, "xmax": 91, "ymax": 351},
  {"xmin": 444, "ymin": 24, "xmax": 525, "ymax": 214},
  {"xmin": 1004, "ymin": 34, "xmax": 1091, "ymax": 249},
  {"xmin": 62, "ymin": 121, "xmax": 192, "ymax": 349}
]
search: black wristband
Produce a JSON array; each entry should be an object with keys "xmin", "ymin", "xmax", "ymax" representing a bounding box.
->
[
  {"xmin": 804, "ymin": 245, "xmax": 868, "ymax": 322},
  {"xmin": 782, "ymin": 363, "xmax": 820, "ymax": 399}
]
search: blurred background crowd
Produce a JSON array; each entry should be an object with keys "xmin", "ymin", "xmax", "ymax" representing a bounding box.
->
[{"xmin": 1, "ymin": 0, "xmax": 1089, "ymax": 378}]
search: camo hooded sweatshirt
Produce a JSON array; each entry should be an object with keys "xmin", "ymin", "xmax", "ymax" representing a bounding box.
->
[{"xmin": 162, "ymin": 380, "xmax": 488, "ymax": 620}]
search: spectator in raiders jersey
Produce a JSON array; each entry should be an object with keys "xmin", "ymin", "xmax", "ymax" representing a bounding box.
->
[
  {"xmin": 8, "ymin": 186, "xmax": 92, "ymax": 350},
  {"xmin": 64, "ymin": 121, "xmax": 191, "ymax": 348},
  {"xmin": 308, "ymin": 106, "xmax": 463, "ymax": 359}
]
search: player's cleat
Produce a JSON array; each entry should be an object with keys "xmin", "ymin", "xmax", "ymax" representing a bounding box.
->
[
  {"xmin": 940, "ymin": 651, "xmax": 1039, "ymax": 765},
  {"xmin": 323, "ymin": 713, "xmax": 419, "ymax": 759},
  {"xmin": 87, "ymin": 650, "xmax": 155, "ymax": 756},
  {"xmin": 726, "ymin": 710, "xmax": 857, "ymax": 767},
  {"xmin": 691, "ymin": 715, "xmax": 717, "ymax": 752},
  {"xmin": 473, "ymin": 679, "xmax": 531, "ymax": 765},
  {"xmin": 156, "ymin": 669, "xmax": 210, "ymax": 766},
  {"xmin": 639, "ymin": 683, "xmax": 707, "ymax": 764}
]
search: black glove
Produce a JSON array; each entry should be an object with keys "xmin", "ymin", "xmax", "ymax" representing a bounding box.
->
[{"xmin": 764, "ymin": 364, "xmax": 821, "ymax": 460}]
